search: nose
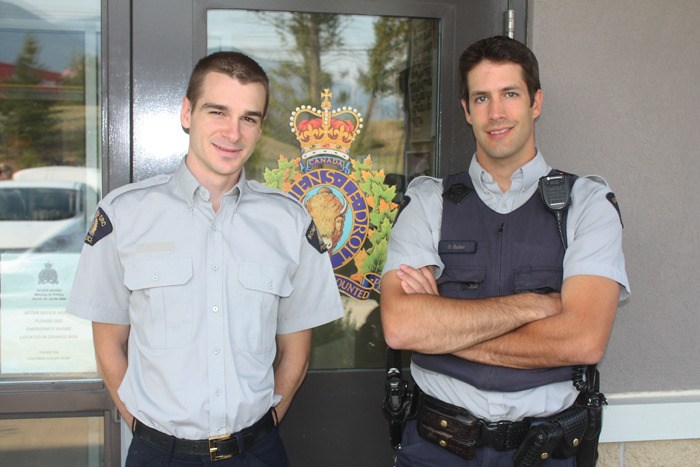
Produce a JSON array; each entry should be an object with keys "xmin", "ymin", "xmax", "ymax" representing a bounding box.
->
[
  {"xmin": 222, "ymin": 119, "xmax": 241, "ymax": 142},
  {"xmin": 488, "ymin": 97, "xmax": 506, "ymax": 121}
]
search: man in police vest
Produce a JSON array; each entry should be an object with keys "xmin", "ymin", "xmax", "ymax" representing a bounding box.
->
[{"xmin": 380, "ymin": 36, "xmax": 630, "ymax": 466}]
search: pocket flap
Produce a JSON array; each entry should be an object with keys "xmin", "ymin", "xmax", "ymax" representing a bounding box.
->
[
  {"xmin": 513, "ymin": 266, "xmax": 563, "ymax": 293},
  {"xmin": 124, "ymin": 257, "xmax": 193, "ymax": 290},
  {"xmin": 437, "ymin": 266, "xmax": 486, "ymax": 286},
  {"xmin": 239, "ymin": 262, "xmax": 293, "ymax": 297}
]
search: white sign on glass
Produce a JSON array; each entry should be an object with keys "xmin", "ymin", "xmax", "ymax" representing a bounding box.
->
[{"xmin": 1, "ymin": 253, "xmax": 96, "ymax": 374}]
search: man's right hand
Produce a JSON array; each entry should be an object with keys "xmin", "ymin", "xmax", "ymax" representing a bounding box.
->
[{"xmin": 396, "ymin": 264, "xmax": 438, "ymax": 295}]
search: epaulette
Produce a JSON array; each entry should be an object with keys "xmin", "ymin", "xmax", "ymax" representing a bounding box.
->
[
  {"xmin": 246, "ymin": 180, "xmax": 306, "ymax": 213},
  {"xmin": 102, "ymin": 174, "xmax": 172, "ymax": 205}
]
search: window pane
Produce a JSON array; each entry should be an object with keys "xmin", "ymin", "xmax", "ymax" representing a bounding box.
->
[
  {"xmin": 208, "ymin": 10, "xmax": 439, "ymax": 369},
  {"xmin": 0, "ymin": 0, "xmax": 101, "ymax": 379},
  {"xmin": 0, "ymin": 416, "xmax": 104, "ymax": 466}
]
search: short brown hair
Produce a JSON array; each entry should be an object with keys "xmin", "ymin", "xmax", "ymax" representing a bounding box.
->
[
  {"xmin": 186, "ymin": 51, "xmax": 270, "ymax": 117},
  {"xmin": 459, "ymin": 36, "xmax": 541, "ymax": 110}
]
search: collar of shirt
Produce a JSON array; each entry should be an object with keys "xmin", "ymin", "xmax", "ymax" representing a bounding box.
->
[
  {"xmin": 467, "ymin": 150, "xmax": 551, "ymax": 214},
  {"xmin": 174, "ymin": 160, "xmax": 244, "ymax": 210}
]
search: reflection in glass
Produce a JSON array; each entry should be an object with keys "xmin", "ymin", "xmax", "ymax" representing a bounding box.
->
[
  {"xmin": 209, "ymin": 10, "xmax": 439, "ymax": 370},
  {"xmin": 0, "ymin": 416, "xmax": 103, "ymax": 466},
  {"xmin": 0, "ymin": 0, "xmax": 101, "ymax": 379}
]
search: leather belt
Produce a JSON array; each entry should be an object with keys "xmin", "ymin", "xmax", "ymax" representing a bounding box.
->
[
  {"xmin": 416, "ymin": 390, "xmax": 530, "ymax": 460},
  {"xmin": 133, "ymin": 410, "xmax": 275, "ymax": 461}
]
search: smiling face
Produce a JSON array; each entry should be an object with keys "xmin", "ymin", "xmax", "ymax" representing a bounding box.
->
[
  {"xmin": 462, "ymin": 60, "xmax": 542, "ymax": 174},
  {"xmin": 180, "ymin": 71, "xmax": 266, "ymax": 192}
]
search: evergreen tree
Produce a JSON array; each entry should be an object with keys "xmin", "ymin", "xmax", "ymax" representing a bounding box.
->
[
  {"xmin": 259, "ymin": 12, "xmax": 346, "ymax": 147},
  {"xmin": 0, "ymin": 33, "xmax": 59, "ymax": 166},
  {"xmin": 355, "ymin": 17, "xmax": 409, "ymax": 154}
]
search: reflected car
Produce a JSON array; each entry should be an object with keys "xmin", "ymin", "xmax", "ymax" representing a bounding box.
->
[{"xmin": 0, "ymin": 180, "xmax": 90, "ymax": 253}]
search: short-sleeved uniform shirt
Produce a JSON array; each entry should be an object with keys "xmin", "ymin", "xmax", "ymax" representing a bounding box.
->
[
  {"xmin": 383, "ymin": 152, "xmax": 630, "ymax": 422},
  {"xmin": 68, "ymin": 161, "xmax": 344, "ymax": 439}
]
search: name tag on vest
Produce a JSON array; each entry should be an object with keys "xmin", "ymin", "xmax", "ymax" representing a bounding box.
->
[{"xmin": 438, "ymin": 240, "xmax": 477, "ymax": 254}]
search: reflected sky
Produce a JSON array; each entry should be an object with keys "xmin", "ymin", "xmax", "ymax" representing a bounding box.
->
[
  {"xmin": 3, "ymin": 0, "xmax": 98, "ymax": 21},
  {"xmin": 0, "ymin": 0, "xmax": 100, "ymax": 71}
]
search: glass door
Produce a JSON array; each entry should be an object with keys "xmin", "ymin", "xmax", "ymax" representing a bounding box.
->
[{"xmin": 0, "ymin": 0, "xmax": 120, "ymax": 465}]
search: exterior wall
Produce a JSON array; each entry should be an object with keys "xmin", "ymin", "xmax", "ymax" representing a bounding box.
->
[{"xmin": 529, "ymin": 0, "xmax": 700, "ymax": 464}]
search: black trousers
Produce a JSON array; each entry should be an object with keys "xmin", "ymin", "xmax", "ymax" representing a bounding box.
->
[{"xmin": 126, "ymin": 426, "xmax": 290, "ymax": 467}]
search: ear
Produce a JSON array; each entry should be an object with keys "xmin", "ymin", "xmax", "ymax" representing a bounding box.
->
[
  {"xmin": 180, "ymin": 97, "xmax": 192, "ymax": 130},
  {"xmin": 532, "ymin": 89, "xmax": 543, "ymax": 119},
  {"xmin": 460, "ymin": 99, "xmax": 472, "ymax": 125}
]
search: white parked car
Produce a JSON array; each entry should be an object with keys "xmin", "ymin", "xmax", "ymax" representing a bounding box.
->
[{"xmin": 0, "ymin": 179, "xmax": 92, "ymax": 253}]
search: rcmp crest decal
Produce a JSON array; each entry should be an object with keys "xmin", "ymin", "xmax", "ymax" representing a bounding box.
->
[
  {"xmin": 264, "ymin": 89, "xmax": 398, "ymax": 300},
  {"xmin": 38, "ymin": 262, "xmax": 59, "ymax": 285}
]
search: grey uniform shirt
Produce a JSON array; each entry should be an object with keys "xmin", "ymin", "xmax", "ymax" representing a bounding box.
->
[
  {"xmin": 383, "ymin": 151, "xmax": 630, "ymax": 421},
  {"xmin": 68, "ymin": 161, "xmax": 344, "ymax": 439}
]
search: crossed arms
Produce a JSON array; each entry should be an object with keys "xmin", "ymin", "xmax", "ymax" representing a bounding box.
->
[{"xmin": 380, "ymin": 264, "xmax": 619, "ymax": 369}]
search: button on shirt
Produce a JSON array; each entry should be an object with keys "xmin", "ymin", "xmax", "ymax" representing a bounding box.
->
[
  {"xmin": 383, "ymin": 151, "xmax": 630, "ymax": 422},
  {"xmin": 68, "ymin": 161, "xmax": 344, "ymax": 439}
]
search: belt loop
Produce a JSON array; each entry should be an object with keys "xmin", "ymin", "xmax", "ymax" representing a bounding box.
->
[
  {"xmin": 234, "ymin": 432, "xmax": 246, "ymax": 456},
  {"xmin": 163, "ymin": 433, "xmax": 176, "ymax": 464}
]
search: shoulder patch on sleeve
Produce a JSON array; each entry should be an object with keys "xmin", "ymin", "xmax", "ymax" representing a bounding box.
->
[
  {"xmin": 306, "ymin": 220, "xmax": 328, "ymax": 253},
  {"xmin": 85, "ymin": 208, "xmax": 113, "ymax": 245},
  {"xmin": 606, "ymin": 192, "xmax": 624, "ymax": 228},
  {"xmin": 393, "ymin": 195, "xmax": 411, "ymax": 226}
]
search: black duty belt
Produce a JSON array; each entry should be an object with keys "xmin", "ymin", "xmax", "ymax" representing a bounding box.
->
[
  {"xmin": 416, "ymin": 390, "xmax": 530, "ymax": 460},
  {"xmin": 133, "ymin": 410, "xmax": 275, "ymax": 461}
]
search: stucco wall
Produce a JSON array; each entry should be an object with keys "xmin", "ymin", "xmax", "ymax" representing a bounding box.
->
[{"xmin": 528, "ymin": 0, "xmax": 700, "ymax": 393}]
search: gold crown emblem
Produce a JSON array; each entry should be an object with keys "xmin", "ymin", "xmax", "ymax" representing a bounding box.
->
[{"xmin": 290, "ymin": 89, "xmax": 364, "ymax": 159}]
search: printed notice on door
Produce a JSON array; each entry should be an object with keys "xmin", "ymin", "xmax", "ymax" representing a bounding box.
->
[{"xmin": 0, "ymin": 253, "xmax": 96, "ymax": 374}]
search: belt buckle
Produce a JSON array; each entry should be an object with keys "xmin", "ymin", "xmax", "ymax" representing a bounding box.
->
[
  {"xmin": 209, "ymin": 434, "xmax": 234, "ymax": 461},
  {"xmin": 479, "ymin": 420, "xmax": 506, "ymax": 449}
]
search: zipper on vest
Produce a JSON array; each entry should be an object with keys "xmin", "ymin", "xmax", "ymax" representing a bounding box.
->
[{"xmin": 496, "ymin": 222, "xmax": 504, "ymax": 294}]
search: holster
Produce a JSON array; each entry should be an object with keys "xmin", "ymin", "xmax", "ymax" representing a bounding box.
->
[
  {"xmin": 514, "ymin": 365, "xmax": 607, "ymax": 467},
  {"xmin": 574, "ymin": 389, "xmax": 606, "ymax": 467},
  {"xmin": 513, "ymin": 405, "xmax": 588, "ymax": 467},
  {"xmin": 382, "ymin": 348, "xmax": 413, "ymax": 451}
]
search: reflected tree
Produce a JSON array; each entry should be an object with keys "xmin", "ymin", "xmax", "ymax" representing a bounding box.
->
[
  {"xmin": 0, "ymin": 33, "xmax": 59, "ymax": 167},
  {"xmin": 260, "ymin": 12, "xmax": 346, "ymax": 145},
  {"xmin": 355, "ymin": 17, "xmax": 409, "ymax": 155}
]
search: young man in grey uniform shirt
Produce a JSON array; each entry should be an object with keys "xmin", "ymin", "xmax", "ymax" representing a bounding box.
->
[
  {"xmin": 381, "ymin": 36, "xmax": 629, "ymax": 466},
  {"xmin": 68, "ymin": 52, "xmax": 344, "ymax": 466}
]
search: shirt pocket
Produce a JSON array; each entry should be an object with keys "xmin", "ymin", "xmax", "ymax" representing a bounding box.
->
[
  {"xmin": 234, "ymin": 261, "xmax": 293, "ymax": 354},
  {"xmin": 437, "ymin": 266, "xmax": 486, "ymax": 298},
  {"xmin": 124, "ymin": 257, "xmax": 193, "ymax": 349},
  {"xmin": 513, "ymin": 266, "xmax": 563, "ymax": 294}
]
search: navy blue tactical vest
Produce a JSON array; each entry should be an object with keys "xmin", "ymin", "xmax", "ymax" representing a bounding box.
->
[{"xmin": 411, "ymin": 170, "xmax": 576, "ymax": 392}]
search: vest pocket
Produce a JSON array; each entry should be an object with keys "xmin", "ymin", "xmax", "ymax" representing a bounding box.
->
[
  {"xmin": 437, "ymin": 266, "xmax": 486, "ymax": 298},
  {"xmin": 124, "ymin": 257, "xmax": 193, "ymax": 349},
  {"xmin": 513, "ymin": 266, "xmax": 563, "ymax": 294}
]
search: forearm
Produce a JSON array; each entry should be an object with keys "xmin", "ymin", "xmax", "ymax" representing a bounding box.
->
[
  {"xmin": 380, "ymin": 269, "xmax": 560, "ymax": 354},
  {"xmin": 273, "ymin": 330, "xmax": 311, "ymax": 422},
  {"xmin": 455, "ymin": 275, "xmax": 619, "ymax": 368},
  {"xmin": 92, "ymin": 322, "xmax": 133, "ymax": 427}
]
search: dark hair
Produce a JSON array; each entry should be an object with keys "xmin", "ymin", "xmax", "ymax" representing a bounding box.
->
[
  {"xmin": 458, "ymin": 36, "xmax": 540, "ymax": 109},
  {"xmin": 186, "ymin": 51, "xmax": 270, "ymax": 117}
]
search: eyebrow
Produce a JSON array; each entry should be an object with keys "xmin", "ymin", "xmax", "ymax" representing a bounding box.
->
[
  {"xmin": 470, "ymin": 84, "xmax": 524, "ymax": 98},
  {"xmin": 201, "ymin": 102, "xmax": 264, "ymax": 119}
]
